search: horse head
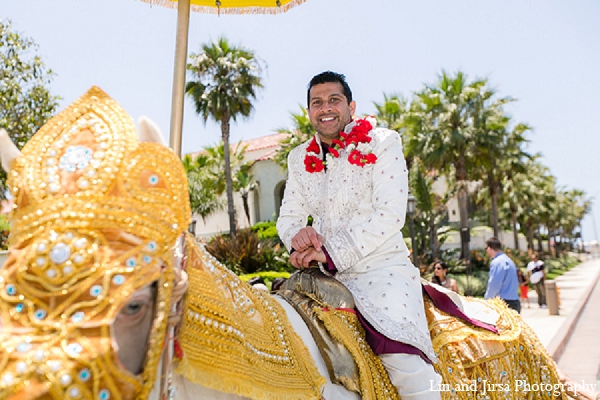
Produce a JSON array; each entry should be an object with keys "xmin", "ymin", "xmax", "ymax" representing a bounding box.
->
[{"xmin": 0, "ymin": 87, "xmax": 190, "ymax": 399}]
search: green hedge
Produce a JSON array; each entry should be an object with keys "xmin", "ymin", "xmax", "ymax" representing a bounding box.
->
[
  {"xmin": 0, "ymin": 215, "xmax": 9, "ymax": 251},
  {"xmin": 250, "ymin": 221, "xmax": 279, "ymax": 240},
  {"xmin": 239, "ymin": 271, "xmax": 291, "ymax": 290}
]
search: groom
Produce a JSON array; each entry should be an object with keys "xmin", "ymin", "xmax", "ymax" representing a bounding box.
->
[{"xmin": 277, "ymin": 71, "xmax": 441, "ymax": 399}]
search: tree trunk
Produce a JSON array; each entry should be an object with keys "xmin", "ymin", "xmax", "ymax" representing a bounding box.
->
[
  {"xmin": 510, "ymin": 204, "xmax": 519, "ymax": 251},
  {"xmin": 580, "ymin": 223, "xmax": 585, "ymax": 253},
  {"xmin": 429, "ymin": 217, "xmax": 440, "ymax": 261},
  {"xmin": 242, "ymin": 193, "xmax": 251, "ymax": 227},
  {"xmin": 537, "ymin": 229, "xmax": 544, "ymax": 253},
  {"xmin": 527, "ymin": 222, "xmax": 534, "ymax": 251},
  {"xmin": 488, "ymin": 174, "xmax": 499, "ymax": 238},
  {"xmin": 548, "ymin": 228, "xmax": 556, "ymax": 257},
  {"xmin": 221, "ymin": 117, "xmax": 237, "ymax": 237},
  {"xmin": 455, "ymin": 155, "xmax": 470, "ymax": 263}
]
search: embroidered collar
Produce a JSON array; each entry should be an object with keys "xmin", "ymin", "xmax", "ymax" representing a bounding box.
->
[{"xmin": 304, "ymin": 116, "xmax": 378, "ymax": 173}]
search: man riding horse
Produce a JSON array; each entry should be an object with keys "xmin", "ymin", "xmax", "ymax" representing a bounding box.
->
[{"xmin": 0, "ymin": 87, "xmax": 595, "ymax": 400}]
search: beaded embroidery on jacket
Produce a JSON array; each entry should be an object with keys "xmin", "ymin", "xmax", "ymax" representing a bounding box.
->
[{"xmin": 279, "ymin": 124, "xmax": 436, "ymax": 362}]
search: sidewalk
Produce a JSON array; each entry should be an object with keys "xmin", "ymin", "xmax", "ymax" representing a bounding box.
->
[
  {"xmin": 519, "ymin": 257, "xmax": 600, "ymax": 381},
  {"xmin": 557, "ymin": 269, "xmax": 600, "ymax": 387}
]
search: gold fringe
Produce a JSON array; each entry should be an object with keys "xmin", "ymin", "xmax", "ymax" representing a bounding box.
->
[
  {"xmin": 175, "ymin": 355, "xmax": 322, "ymax": 400},
  {"xmin": 138, "ymin": 0, "xmax": 307, "ymax": 15},
  {"xmin": 314, "ymin": 308, "xmax": 401, "ymax": 400},
  {"xmin": 175, "ymin": 235, "xmax": 325, "ymax": 400},
  {"xmin": 426, "ymin": 297, "xmax": 568, "ymax": 399}
]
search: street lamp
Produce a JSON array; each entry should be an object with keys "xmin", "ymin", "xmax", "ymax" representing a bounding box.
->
[
  {"xmin": 188, "ymin": 220, "xmax": 197, "ymax": 236},
  {"xmin": 407, "ymin": 194, "xmax": 418, "ymax": 268}
]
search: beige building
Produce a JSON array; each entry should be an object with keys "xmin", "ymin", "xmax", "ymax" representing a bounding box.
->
[{"xmin": 188, "ymin": 133, "xmax": 288, "ymax": 239}]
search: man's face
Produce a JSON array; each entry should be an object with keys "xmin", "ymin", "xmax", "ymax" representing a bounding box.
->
[{"xmin": 307, "ymin": 82, "xmax": 356, "ymax": 144}]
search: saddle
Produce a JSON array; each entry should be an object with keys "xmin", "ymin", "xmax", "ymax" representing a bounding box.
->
[
  {"xmin": 280, "ymin": 269, "xmax": 568, "ymax": 400},
  {"xmin": 278, "ymin": 268, "xmax": 399, "ymax": 399}
]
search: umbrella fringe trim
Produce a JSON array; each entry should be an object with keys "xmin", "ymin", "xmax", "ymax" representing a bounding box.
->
[{"xmin": 139, "ymin": 0, "xmax": 306, "ymax": 14}]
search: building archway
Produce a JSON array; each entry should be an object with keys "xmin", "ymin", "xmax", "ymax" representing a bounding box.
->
[{"xmin": 274, "ymin": 180, "xmax": 286, "ymax": 218}]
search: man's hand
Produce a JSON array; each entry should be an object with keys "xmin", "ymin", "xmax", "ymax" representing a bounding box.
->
[
  {"xmin": 291, "ymin": 227, "xmax": 323, "ymax": 252},
  {"xmin": 290, "ymin": 246, "xmax": 327, "ymax": 269}
]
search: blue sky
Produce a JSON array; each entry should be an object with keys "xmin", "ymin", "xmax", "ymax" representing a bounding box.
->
[{"xmin": 3, "ymin": 0, "xmax": 599, "ymax": 242}]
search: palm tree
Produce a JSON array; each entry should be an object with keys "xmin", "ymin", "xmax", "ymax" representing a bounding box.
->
[
  {"xmin": 409, "ymin": 157, "xmax": 449, "ymax": 260},
  {"xmin": 373, "ymin": 93, "xmax": 413, "ymax": 168},
  {"xmin": 183, "ymin": 141, "xmax": 248, "ymax": 225},
  {"xmin": 405, "ymin": 71, "xmax": 490, "ymax": 262},
  {"xmin": 204, "ymin": 140, "xmax": 247, "ymax": 195},
  {"xmin": 556, "ymin": 189, "xmax": 590, "ymax": 250},
  {"xmin": 273, "ymin": 106, "xmax": 315, "ymax": 170},
  {"xmin": 182, "ymin": 153, "xmax": 224, "ymax": 222},
  {"xmin": 373, "ymin": 93, "xmax": 408, "ymax": 131},
  {"xmin": 186, "ymin": 37, "xmax": 264, "ymax": 237},
  {"xmin": 506, "ymin": 158, "xmax": 554, "ymax": 251},
  {"xmin": 473, "ymin": 112, "xmax": 531, "ymax": 237},
  {"xmin": 234, "ymin": 164, "xmax": 258, "ymax": 226}
]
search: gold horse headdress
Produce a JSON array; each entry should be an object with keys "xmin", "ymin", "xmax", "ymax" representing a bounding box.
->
[{"xmin": 0, "ymin": 87, "xmax": 190, "ymax": 399}]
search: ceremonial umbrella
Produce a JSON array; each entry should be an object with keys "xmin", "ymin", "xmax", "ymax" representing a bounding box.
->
[
  {"xmin": 136, "ymin": 2, "xmax": 306, "ymax": 397},
  {"xmin": 139, "ymin": 0, "xmax": 306, "ymax": 156}
]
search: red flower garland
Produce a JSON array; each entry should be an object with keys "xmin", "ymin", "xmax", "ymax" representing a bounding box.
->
[
  {"xmin": 304, "ymin": 117, "xmax": 378, "ymax": 173},
  {"xmin": 304, "ymin": 154, "xmax": 325, "ymax": 173}
]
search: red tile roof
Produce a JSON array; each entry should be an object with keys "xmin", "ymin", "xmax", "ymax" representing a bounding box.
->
[
  {"xmin": 254, "ymin": 149, "xmax": 279, "ymax": 162},
  {"xmin": 238, "ymin": 132, "xmax": 289, "ymax": 152},
  {"xmin": 187, "ymin": 132, "xmax": 289, "ymax": 159}
]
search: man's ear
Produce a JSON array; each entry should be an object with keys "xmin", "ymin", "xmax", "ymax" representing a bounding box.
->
[{"xmin": 349, "ymin": 100, "xmax": 357, "ymax": 116}]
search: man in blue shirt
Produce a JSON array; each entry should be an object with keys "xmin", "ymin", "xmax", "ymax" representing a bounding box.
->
[{"xmin": 484, "ymin": 237, "xmax": 521, "ymax": 313}]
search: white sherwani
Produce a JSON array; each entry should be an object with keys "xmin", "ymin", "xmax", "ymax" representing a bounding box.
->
[{"xmin": 277, "ymin": 126, "xmax": 435, "ymax": 362}]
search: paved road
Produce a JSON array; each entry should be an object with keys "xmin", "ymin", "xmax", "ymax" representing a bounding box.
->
[{"xmin": 519, "ymin": 257, "xmax": 600, "ymax": 396}]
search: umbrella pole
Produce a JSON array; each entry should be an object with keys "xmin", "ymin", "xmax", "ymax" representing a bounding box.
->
[{"xmin": 168, "ymin": 0, "xmax": 191, "ymax": 157}]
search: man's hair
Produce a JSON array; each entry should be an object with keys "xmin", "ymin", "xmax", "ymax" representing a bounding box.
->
[
  {"xmin": 307, "ymin": 71, "xmax": 353, "ymax": 106},
  {"xmin": 486, "ymin": 237, "xmax": 502, "ymax": 251}
]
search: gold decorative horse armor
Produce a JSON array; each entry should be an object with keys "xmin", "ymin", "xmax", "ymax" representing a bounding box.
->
[{"xmin": 0, "ymin": 87, "xmax": 190, "ymax": 399}]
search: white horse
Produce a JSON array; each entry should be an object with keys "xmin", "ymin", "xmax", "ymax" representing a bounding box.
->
[{"xmin": 1, "ymin": 119, "xmax": 595, "ymax": 400}]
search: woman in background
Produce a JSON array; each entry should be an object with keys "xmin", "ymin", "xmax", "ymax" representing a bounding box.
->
[
  {"xmin": 517, "ymin": 269, "xmax": 530, "ymax": 308},
  {"xmin": 431, "ymin": 261, "xmax": 459, "ymax": 293}
]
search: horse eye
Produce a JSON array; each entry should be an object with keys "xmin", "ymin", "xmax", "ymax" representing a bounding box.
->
[{"xmin": 121, "ymin": 301, "xmax": 145, "ymax": 316}]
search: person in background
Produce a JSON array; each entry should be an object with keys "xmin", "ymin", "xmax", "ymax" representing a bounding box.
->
[
  {"xmin": 517, "ymin": 269, "xmax": 530, "ymax": 309},
  {"xmin": 484, "ymin": 237, "xmax": 521, "ymax": 313},
  {"xmin": 431, "ymin": 261, "xmax": 459, "ymax": 293},
  {"xmin": 526, "ymin": 252, "xmax": 547, "ymax": 308}
]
